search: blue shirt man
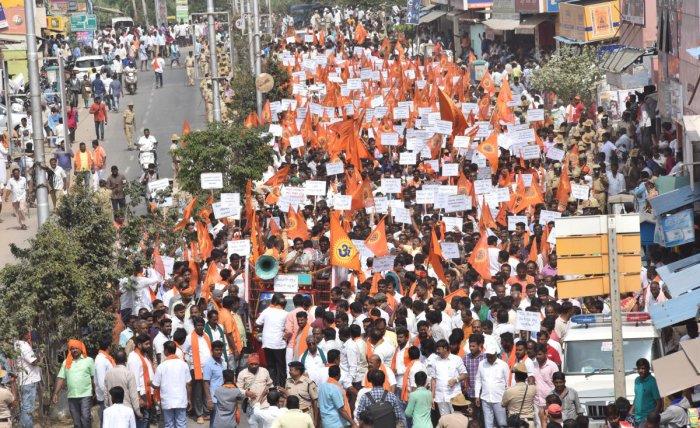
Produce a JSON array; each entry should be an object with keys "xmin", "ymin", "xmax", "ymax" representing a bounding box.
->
[{"xmin": 203, "ymin": 345, "xmax": 226, "ymax": 405}]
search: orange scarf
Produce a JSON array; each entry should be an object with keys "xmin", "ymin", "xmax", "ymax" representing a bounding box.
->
[
  {"xmin": 295, "ymin": 324, "xmax": 310, "ymax": 358},
  {"xmin": 363, "ymin": 363, "xmax": 392, "ymax": 391},
  {"xmin": 390, "ymin": 346, "xmax": 410, "ymax": 373},
  {"xmin": 135, "ymin": 348, "xmax": 154, "ymax": 407},
  {"xmin": 214, "ymin": 301, "xmax": 244, "ymax": 354},
  {"xmin": 99, "ymin": 350, "xmax": 116, "ymax": 367},
  {"xmin": 191, "ymin": 331, "xmax": 212, "ymax": 380},
  {"xmin": 328, "ymin": 377, "xmax": 351, "ymax": 418},
  {"xmin": 401, "ymin": 360, "xmax": 415, "ymax": 402}
]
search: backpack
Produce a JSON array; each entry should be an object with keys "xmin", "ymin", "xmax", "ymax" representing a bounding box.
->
[{"xmin": 365, "ymin": 391, "xmax": 396, "ymax": 426}]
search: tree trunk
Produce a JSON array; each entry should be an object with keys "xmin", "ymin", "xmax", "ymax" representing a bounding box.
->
[{"xmin": 131, "ymin": 0, "xmax": 139, "ymax": 22}]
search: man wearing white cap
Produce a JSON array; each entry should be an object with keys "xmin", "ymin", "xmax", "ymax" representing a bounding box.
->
[{"xmin": 475, "ymin": 340, "xmax": 509, "ymax": 428}]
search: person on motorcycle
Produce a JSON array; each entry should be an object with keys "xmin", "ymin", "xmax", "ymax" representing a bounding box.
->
[{"xmin": 136, "ymin": 128, "xmax": 158, "ymax": 167}]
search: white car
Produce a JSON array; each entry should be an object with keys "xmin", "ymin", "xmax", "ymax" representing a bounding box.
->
[
  {"xmin": 562, "ymin": 312, "xmax": 663, "ymax": 427},
  {"xmin": 72, "ymin": 55, "xmax": 111, "ymax": 80},
  {"xmin": 0, "ymin": 103, "xmax": 27, "ymax": 131}
]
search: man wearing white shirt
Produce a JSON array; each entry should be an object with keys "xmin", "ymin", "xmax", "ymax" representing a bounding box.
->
[
  {"xmin": 252, "ymin": 390, "xmax": 288, "ymax": 428},
  {"xmin": 14, "ymin": 333, "xmax": 42, "ymax": 428},
  {"xmin": 136, "ymin": 128, "xmax": 157, "ymax": 152},
  {"xmin": 393, "ymin": 328, "xmax": 411, "ymax": 395},
  {"xmin": 348, "ymin": 325, "xmax": 367, "ymax": 389},
  {"xmin": 300, "ymin": 336, "xmax": 327, "ymax": 385},
  {"xmin": 4, "ymin": 168, "xmax": 28, "ymax": 229},
  {"xmin": 255, "ymin": 293, "xmax": 289, "ymax": 386},
  {"xmin": 103, "ymin": 386, "xmax": 137, "ymax": 428},
  {"xmin": 95, "ymin": 339, "xmax": 115, "ymax": 423},
  {"xmin": 126, "ymin": 334, "xmax": 155, "ymax": 428},
  {"xmin": 606, "ymin": 162, "xmax": 626, "ymax": 196},
  {"xmin": 475, "ymin": 341, "xmax": 510, "ymax": 428},
  {"xmin": 152, "ymin": 318, "xmax": 172, "ymax": 364},
  {"xmin": 152, "ymin": 341, "xmax": 191, "ymax": 428},
  {"xmin": 427, "ymin": 339, "xmax": 468, "ymax": 416}
]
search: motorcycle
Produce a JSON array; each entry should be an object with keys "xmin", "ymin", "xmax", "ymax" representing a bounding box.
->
[{"xmin": 125, "ymin": 69, "xmax": 138, "ymax": 95}]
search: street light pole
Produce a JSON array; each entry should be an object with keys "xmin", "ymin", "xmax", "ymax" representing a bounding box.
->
[
  {"xmin": 1, "ymin": 52, "xmax": 14, "ymax": 158},
  {"xmin": 57, "ymin": 56, "xmax": 69, "ymax": 144},
  {"xmin": 245, "ymin": 0, "xmax": 255, "ymax": 74},
  {"xmin": 207, "ymin": 0, "xmax": 222, "ymax": 122},
  {"xmin": 24, "ymin": 0, "xmax": 50, "ymax": 226},
  {"xmin": 607, "ymin": 216, "xmax": 626, "ymax": 398},
  {"xmin": 252, "ymin": 0, "xmax": 262, "ymax": 116}
]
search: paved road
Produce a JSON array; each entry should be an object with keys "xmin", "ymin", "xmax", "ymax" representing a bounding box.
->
[{"xmin": 0, "ymin": 58, "xmax": 207, "ymax": 265}]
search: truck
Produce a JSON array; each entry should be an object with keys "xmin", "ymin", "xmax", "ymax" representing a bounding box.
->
[
  {"xmin": 561, "ymin": 312, "xmax": 664, "ymax": 426},
  {"xmin": 111, "ymin": 17, "xmax": 134, "ymax": 32}
]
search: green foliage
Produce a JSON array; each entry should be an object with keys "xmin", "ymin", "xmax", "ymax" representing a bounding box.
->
[
  {"xmin": 529, "ymin": 45, "xmax": 604, "ymax": 105},
  {"xmin": 175, "ymin": 122, "xmax": 274, "ymax": 196},
  {"xmin": 264, "ymin": 58, "xmax": 292, "ymax": 102},
  {"xmin": 226, "ymin": 67, "xmax": 257, "ymax": 123},
  {"xmin": 0, "ymin": 186, "xmax": 118, "ymax": 395}
]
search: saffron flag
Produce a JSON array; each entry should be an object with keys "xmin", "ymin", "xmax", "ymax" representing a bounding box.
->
[
  {"xmin": 264, "ymin": 165, "xmax": 290, "ymax": 186},
  {"xmin": 174, "ymin": 197, "xmax": 197, "ymax": 231},
  {"xmin": 286, "ymin": 206, "xmax": 310, "ymax": 241},
  {"xmin": 478, "ymin": 131, "xmax": 500, "ymax": 173},
  {"xmin": 330, "ymin": 211, "xmax": 361, "ymax": 271},
  {"xmin": 365, "ymin": 216, "xmax": 389, "ymax": 257},
  {"xmin": 468, "ymin": 232, "xmax": 491, "ymax": 281}
]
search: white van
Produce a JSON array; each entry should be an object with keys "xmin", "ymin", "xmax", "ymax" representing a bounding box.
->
[
  {"xmin": 112, "ymin": 17, "xmax": 134, "ymax": 33},
  {"xmin": 561, "ymin": 312, "xmax": 663, "ymax": 427}
]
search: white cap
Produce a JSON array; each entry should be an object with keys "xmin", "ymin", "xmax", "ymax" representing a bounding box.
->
[{"xmin": 484, "ymin": 340, "xmax": 499, "ymax": 355}]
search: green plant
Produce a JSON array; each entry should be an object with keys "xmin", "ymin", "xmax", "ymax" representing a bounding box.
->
[
  {"xmin": 529, "ymin": 45, "xmax": 604, "ymax": 106},
  {"xmin": 175, "ymin": 122, "xmax": 274, "ymax": 196},
  {"xmin": 264, "ymin": 58, "xmax": 292, "ymax": 102}
]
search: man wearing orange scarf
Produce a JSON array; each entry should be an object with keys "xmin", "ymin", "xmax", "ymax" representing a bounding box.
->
[
  {"xmin": 126, "ymin": 334, "xmax": 155, "ymax": 428},
  {"xmin": 53, "ymin": 339, "xmax": 95, "ymax": 428},
  {"xmin": 184, "ymin": 316, "xmax": 212, "ymax": 424},
  {"xmin": 318, "ymin": 365, "xmax": 354, "ymax": 427}
]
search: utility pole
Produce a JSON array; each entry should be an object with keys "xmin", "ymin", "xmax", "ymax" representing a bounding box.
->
[
  {"xmin": 57, "ymin": 56, "xmax": 69, "ymax": 144},
  {"xmin": 607, "ymin": 216, "xmax": 626, "ymax": 398},
  {"xmin": 206, "ymin": 0, "xmax": 222, "ymax": 122},
  {"xmin": 0, "ymin": 50, "xmax": 14, "ymax": 158},
  {"xmin": 141, "ymin": 0, "xmax": 150, "ymax": 27},
  {"xmin": 245, "ymin": 0, "xmax": 255, "ymax": 74},
  {"xmin": 24, "ymin": 0, "xmax": 50, "ymax": 226},
  {"xmin": 252, "ymin": 0, "xmax": 262, "ymax": 116}
]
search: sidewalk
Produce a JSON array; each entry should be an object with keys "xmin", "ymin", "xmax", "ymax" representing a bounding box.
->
[{"xmin": 0, "ymin": 104, "xmax": 97, "ymax": 266}]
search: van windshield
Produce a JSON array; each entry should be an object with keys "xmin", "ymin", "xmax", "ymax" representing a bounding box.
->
[
  {"xmin": 563, "ymin": 339, "xmax": 660, "ymax": 374},
  {"xmin": 75, "ymin": 58, "xmax": 104, "ymax": 69}
]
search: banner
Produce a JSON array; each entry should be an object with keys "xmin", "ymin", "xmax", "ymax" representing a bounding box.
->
[
  {"xmin": 176, "ymin": 0, "xmax": 189, "ymax": 24},
  {"xmin": 406, "ymin": 0, "xmax": 420, "ymax": 25}
]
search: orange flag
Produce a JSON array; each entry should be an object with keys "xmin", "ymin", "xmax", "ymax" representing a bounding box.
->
[
  {"xmin": 174, "ymin": 197, "xmax": 197, "ymax": 231},
  {"xmin": 152, "ymin": 245, "xmax": 165, "ymax": 278},
  {"xmin": 479, "ymin": 202, "xmax": 498, "ymax": 230},
  {"xmin": 497, "ymin": 75, "xmax": 513, "ymax": 104},
  {"xmin": 264, "ymin": 165, "xmax": 290, "ymax": 186},
  {"xmin": 365, "ymin": 216, "xmax": 389, "ymax": 257},
  {"xmin": 468, "ymin": 232, "xmax": 491, "ymax": 281},
  {"xmin": 243, "ymin": 111, "xmax": 260, "ymax": 128},
  {"xmin": 286, "ymin": 206, "xmax": 310, "ymax": 241},
  {"xmin": 529, "ymin": 238, "xmax": 539, "ymax": 263},
  {"xmin": 512, "ymin": 174, "xmax": 544, "ymax": 213},
  {"xmin": 202, "ymin": 262, "xmax": 221, "ymax": 301},
  {"xmin": 354, "ymin": 23, "xmax": 368, "ymax": 45},
  {"xmin": 182, "ymin": 120, "xmax": 191, "ymax": 136},
  {"xmin": 478, "ymin": 131, "xmax": 500, "ymax": 173},
  {"xmin": 438, "ymin": 88, "xmax": 468, "ymax": 138},
  {"xmin": 556, "ymin": 161, "xmax": 572, "ymax": 208},
  {"xmin": 429, "ymin": 228, "xmax": 450, "ymax": 286},
  {"xmin": 479, "ymin": 71, "xmax": 496, "ymax": 97},
  {"xmin": 261, "ymin": 100, "xmax": 272, "ymax": 124},
  {"xmin": 330, "ymin": 211, "xmax": 361, "ymax": 271},
  {"xmin": 196, "ymin": 221, "xmax": 213, "ymax": 260}
]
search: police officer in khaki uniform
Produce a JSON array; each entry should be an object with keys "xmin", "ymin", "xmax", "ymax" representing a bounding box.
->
[
  {"xmin": 123, "ymin": 102, "xmax": 136, "ymax": 150},
  {"xmin": 283, "ymin": 361, "xmax": 318, "ymax": 422},
  {"xmin": 185, "ymin": 51, "xmax": 196, "ymax": 86},
  {"xmin": 591, "ymin": 164, "xmax": 608, "ymax": 213}
]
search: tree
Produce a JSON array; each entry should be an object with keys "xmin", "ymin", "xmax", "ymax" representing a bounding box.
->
[
  {"xmin": 264, "ymin": 58, "xmax": 292, "ymax": 102},
  {"xmin": 529, "ymin": 45, "xmax": 604, "ymax": 106},
  {"xmin": 226, "ymin": 67, "xmax": 257, "ymax": 124},
  {"xmin": 175, "ymin": 122, "xmax": 274, "ymax": 196},
  {"xmin": 0, "ymin": 185, "xmax": 119, "ymax": 419}
]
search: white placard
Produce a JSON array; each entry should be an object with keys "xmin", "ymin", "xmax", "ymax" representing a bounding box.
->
[
  {"xmin": 333, "ymin": 194, "xmax": 352, "ymax": 210},
  {"xmin": 148, "ymin": 178, "xmax": 170, "ymax": 193},
  {"xmin": 201, "ymin": 172, "xmax": 224, "ymax": 189},
  {"xmin": 393, "ymin": 106, "xmax": 410, "ymax": 120},
  {"xmin": 268, "ymin": 124, "xmax": 283, "ymax": 137},
  {"xmin": 416, "ymin": 189, "xmax": 436, "ymax": 205},
  {"xmin": 526, "ymin": 109, "xmax": 545, "ymax": 122},
  {"xmin": 381, "ymin": 178, "xmax": 402, "ymax": 194},
  {"xmin": 303, "ymin": 180, "xmax": 327, "ymax": 196},
  {"xmin": 539, "ymin": 210, "xmax": 562, "ymax": 225},
  {"xmin": 453, "ymin": 135, "xmax": 470, "ymax": 148},
  {"xmin": 521, "ymin": 145, "xmax": 541, "ymax": 160},
  {"xmin": 393, "ymin": 207, "xmax": 412, "ymax": 224},
  {"xmin": 274, "ymin": 274, "xmax": 300, "ymax": 293},
  {"xmin": 442, "ymin": 163, "xmax": 459, "ymax": 177},
  {"xmin": 521, "ymin": 174, "xmax": 533, "ymax": 187},
  {"xmin": 220, "ymin": 193, "xmax": 241, "ymax": 207},
  {"xmin": 326, "ymin": 162, "xmax": 345, "ymax": 175},
  {"xmin": 440, "ymin": 242, "xmax": 461, "ymax": 259},
  {"xmin": 212, "ymin": 201, "xmax": 239, "ymax": 219},
  {"xmin": 381, "ymin": 132, "xmax": 399, "ymax": 146},
  {"xmin": 546, "ymin": 147, "xmax": 565, "ymax": 162},
  {"xmin": 289, "ymin": 134, "xmax": 304, "ymax": 149},
  {"xmin": 511, "ymin": 128, "xmax": 536, "ymax": 144},
  {"xmin": 443, "ymin": 217, "xmax": 463, "ymax": 232},
  {"xmin": 474, "ymin": 179, "xmax": 493, "ymax": 195},
  {"xmin": 372, "ymin": 256, "xmax": 396, "ymax": 273},
  {"xmin": 496, "ymin": 187, "xmax": 511, "ymax": 202},
  {"xmin": 373, "ymin": 197, "xmax": 389, "ymax": 214},
  {"xmin": 571, "ymin": 183, "xmax": 590, "ymax": 200},
  {"xmin": 162, "ymin": 256, "xmax": 175, "ymax": 276},
  {"xmin": 508, "ymin": 215, "xmax": 528, "ymax": 231},
  {"xmin": 227, "ymin": 239, "xmax": 251, "ymax": 257},
  {"xmin": 399, "ymin": 152, "xmax": 417, "ymax": 165},
  {"xmin": 516, "ymin": 310, "xmax": 541, "ymax": 332},
  {"xmin": 444, "ymin": 194, "xmax": 471, "ymax": 213},
  {"xmin": 434, "ymin": 119, "xmax": 453, "ymax": 135},
  {"xmin": 347, "ymin": 78, "xmax": 362, "ymax": 90}
]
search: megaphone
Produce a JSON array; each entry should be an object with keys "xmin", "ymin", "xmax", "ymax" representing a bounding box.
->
[{"xmin": 255, "ymin": 255, "xmax": 279, "ymax": 280}]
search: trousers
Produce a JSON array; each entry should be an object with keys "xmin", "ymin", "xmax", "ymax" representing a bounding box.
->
[{"xmin": 67, "ymin": 396, "xmax": 92, "ymax": 428}]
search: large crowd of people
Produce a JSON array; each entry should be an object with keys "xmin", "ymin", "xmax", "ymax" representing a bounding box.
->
[{"xmin": 0, "ymin": 5, "xmax": 698, "ymax": 428}]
